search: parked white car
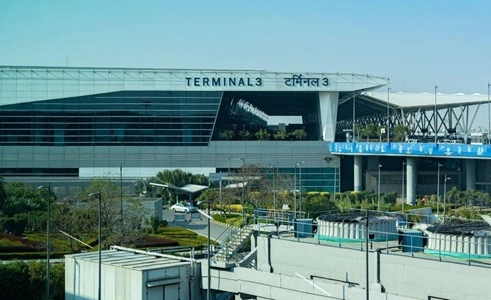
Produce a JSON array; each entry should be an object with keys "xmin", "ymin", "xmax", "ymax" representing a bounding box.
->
[{"xmin": 171, "ymin": 202, "xmax": 198, "ymax": 213}]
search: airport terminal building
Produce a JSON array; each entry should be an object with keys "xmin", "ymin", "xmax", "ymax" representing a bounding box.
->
[
  {"xmin": 3, "ymin": 65, "xmax": 491, "ymax": 202},
  {"xmin": 0, "ymin": 66, "xmax": 388, "ymax": 196}
]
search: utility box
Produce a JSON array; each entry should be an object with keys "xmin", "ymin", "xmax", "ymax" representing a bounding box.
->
[
  {"xmin": 400, "ymin": 229, "xmax": 423, "ymax": 253},
  {"xmin": 294, "ymin": 219, "xmax": 314, "ymax": 238}
]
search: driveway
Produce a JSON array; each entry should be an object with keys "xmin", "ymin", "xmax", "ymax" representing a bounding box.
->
[{"xmin": 162, "ymin": 209, "xmax": 233, "ymax": 243}]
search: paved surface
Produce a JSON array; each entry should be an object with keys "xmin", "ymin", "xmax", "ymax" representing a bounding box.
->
[{"xmin": 162, "ymin": 209, "xmax": 233, "ymax": 243}]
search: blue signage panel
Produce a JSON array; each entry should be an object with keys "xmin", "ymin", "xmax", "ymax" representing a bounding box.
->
[{"xmin": 329, "ymin": 142, "xmax": 491, "ymax": 159}]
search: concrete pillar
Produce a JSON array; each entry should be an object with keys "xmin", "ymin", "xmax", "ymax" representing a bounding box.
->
[
  {"xmin": 465, "ymin": 159, "xmax": 476, "ymax": 191},
  {"xmin": 406, "ymin": 157, "xmax": 418, "ymax": 204},
  {"xmin": 354, "ymin": 155, "xmax": 363, "ymax": 191}
]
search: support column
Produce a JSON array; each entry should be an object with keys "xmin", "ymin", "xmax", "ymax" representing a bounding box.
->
[
  {"xmin": 465, "ymin": 159, "xmax": 476, "ymax": 191},
  {"xmin": 406, "ymin": 157, "xmax": 418, "ymax": 205},
  {"xmin": 354, "ymin": 155, "xmax": 363, "ymax": 191}
]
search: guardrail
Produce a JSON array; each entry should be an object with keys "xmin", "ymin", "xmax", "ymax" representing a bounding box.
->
[{"xmin": 253, "ymin": 214, "xmax": 491, "ymax": 268}]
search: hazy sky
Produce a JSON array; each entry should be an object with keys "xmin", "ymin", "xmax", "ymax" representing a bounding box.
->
[{"xmin": 1, "ymin": 0, "xmax": 490, "ymax": 94}]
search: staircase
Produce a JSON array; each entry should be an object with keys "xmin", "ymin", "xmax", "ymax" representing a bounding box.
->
[{"xmin": 213, "ymin": 224, "xmax": 255, "ymax": 263}]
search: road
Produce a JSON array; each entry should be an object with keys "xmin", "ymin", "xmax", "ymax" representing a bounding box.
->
[{"xmin": 162, "ymin": 209, "xmax": 233, "ymax": 243}]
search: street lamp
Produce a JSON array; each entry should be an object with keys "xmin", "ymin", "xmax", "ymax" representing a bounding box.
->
[
  {"xmin": 119, "ymin": 163, "xmax": 123, "ymax": 246},
  {"xmin": 297, "ymin": 161, "xmax": 305, "ymax": 215},
  {"xmin": 443, "ymin": 175, "xmax": 451, "ymax": 217},
  {"xmin": 437, "ymin": 163, "xmax": 442, "ymax": 215},
  {"xmin": 89, "ymin": 192, "xmax": 102, "ymax": 300},
  {"xmin": 294, "ymin": 163, "xmax": 297, "ymax": 218},
  {"xmin": 197, "ymin": 200, "xmax": 211, "ymax": 300},
  {"xmin": 434, "ymin": 85, "xmax": 438, "ymax": 144},
  {"xmin": 378, "ymin": 164, "xmax": 382, "ymax": 211},
  {"xmin": 402, "ymin": 161, "xmax": 406, "ymax": 212},
  {"xmin": 38, "ymin": 184, "xmax": 52, "ymax": 300}
]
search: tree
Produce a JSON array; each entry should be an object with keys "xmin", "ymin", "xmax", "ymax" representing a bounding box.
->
[
  {"xmin": 354, "ymin": 124, "xmax": 362, "ymax": 141},
  {"xmin": 238, "ymin": 128, "xmax": 252, "ymax": 140},
  {"xmin": 289, "ymin": 129, "xmax": 307, "ymax": 140},
  {"xmin": 363, "ymin": 124, "xmax": 378, "ymax": 141},
  {"xmin": 273, "ymin": 130, "xmax": 288, "ymax": 140},
  {"xmin": 393, "ymin": 124, "xmax": 410, "ymax": 142},
  {"xmin": 219, "ymin": 129, "xmax": 234, "ymax": 140},
  {"xmin": 154, "ymin": 169, "xmax": 210, "ymax": 204},
  {"xmin": 255, "ymin": 128, "xmax": 271, "ymax": 140},
  {"xmin": 51, "ymin": 177, "xmax": 146, "ymax": 250}
]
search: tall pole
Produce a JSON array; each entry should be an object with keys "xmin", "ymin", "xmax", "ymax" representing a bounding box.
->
[
  {"xmin": 365, "ymin": 209, "xmax": 369, "ymax": 300},
  {"xmin": 353, "ymin": 94, "xmax": 356, "ymax": 141},
  {"xmin": 434, "ymin": 85, "xmax": 438, "ymax": 143},
  {"xmin": 273, "ymin": 164, "xmax": 276, "ymax": 213},
  {"xmin": 387, "ymin": 87, "xmax": 391, "ymax": 142},
  {"xmin": 437, "ymin": 163, "xmax": 441, "ymax": 215},
  {"xmin": 46, "ymin": 183, "xmax": 51, "ymax": 300},
  {"xmin": 298, "ymin": 161, "xmax": 304, "ymax": 215},
  {"xmin": 443, "ymin": 175, "xmax": 448, "ymax": 217},
  {"xmin": 294, "ymin": 164, "xmax": 297, "ymax": 218},
  {"xmin": 207, "ymin": 201, "xmax": 211, "ymax": 300},
  {"xmin": 98, "ymin": 194, "xmax": 102, "ymax": 300},
  {"xmin": 119, "ymin": 163, "xmax": 123, "ymax": 246},
  {"xmin": 402, "ymin": 161, "xmax": 405, "ymax": 212},
  {"xmin": 89, "ymin": 192, "xmax": 102, "ymax": 300},
  {"xmin": 38, "ymin": 184, "xmax": 52, "ymax": 300},
  {"xmin": 378, "ymin": 164, "xmax": 382, "ymax": 211}
]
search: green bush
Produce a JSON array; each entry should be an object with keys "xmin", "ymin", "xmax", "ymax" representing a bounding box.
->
[
  {"xmin": 0, "ymin": 260, "xmax": 64, "ymax": 300},
  {"xmin": 213, "ymin": 214, "xmax": 227, "ymax": 223}
]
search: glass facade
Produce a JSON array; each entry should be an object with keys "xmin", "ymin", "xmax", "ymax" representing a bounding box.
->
[
  {"xmin": 0, "ymin": 91, "xmax": 221, "ymax": 146},
  {"xmin": 0, "ymin": 66, "xmax": 339, "ymax": 193}
]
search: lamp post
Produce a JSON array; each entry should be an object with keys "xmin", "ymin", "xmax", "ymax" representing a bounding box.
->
[
  {"xmin": 272, "ymin": 164, "xmax": 276, "ymax": 213},
  {"xmin": 38, "ymin": 184, "xmax": 52, "ymax": 300},
  {"xmin": 434, "ymin": 85, "xmax": 438, "ymax": 143},
  {"xmin": 198, "ymin": 201, "xmax": 211, "ymax": 300},
  {"xmin": 402, "ymin": 161, "xmax": 406, "ymax": 212},
  {"xmin": 119, "ymin": 163, "xmax": 123, "ymax": 246},
  {"xmin": 89, "ymin": 192, "xmax": 102, "ymax": 300},
  {"xmin": 294, "ymin": 163, "xmax": 297, "ymax": 218},
  {"xmin": 297, "ymin": 161, "xmax": 305, "ymax": 215},
  {"xmin": 365, "ymin": 209, "xmax": 369, "ymax": 300},
  {"xmin": 387, "ymin": 87, "xmax": 391, "ymax": 142},
  {"xmin": 437, "ymin": 163, "xmax": 442, "ymax": 216},
  {"xmin": 377, "ymin": 164, "xmax": 382, "ymax": 211},
  {"xmin": 443, "ymin": 175, "xmax": 451, "ymax": 217}
]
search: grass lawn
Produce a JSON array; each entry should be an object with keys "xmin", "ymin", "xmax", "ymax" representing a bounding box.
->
[{"xmin": 0, "ymin": 226, "xmax": 216, "ymax": 259}]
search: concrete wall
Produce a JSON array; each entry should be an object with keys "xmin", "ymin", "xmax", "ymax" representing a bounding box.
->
[{"xmin": 251, "ymin": 235, "xmax": 490, "ymax": 300}]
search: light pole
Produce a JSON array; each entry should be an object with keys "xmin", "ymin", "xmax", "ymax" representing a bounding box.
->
[
  {"xmin": 365, "ymin": 209, "xmax": 369, "ymax": 300},
  {"xmin": 272, "ymin": 164, "xmax": 276, "ymax": 213},
  {"xmin": 294, "ymin": 163, "xmax": 297, "ymax": 218},
  {"xmin": 387, "ymin": 87, "xmax": 391, "ymax": 142},
  {"xmin": 198, "ymin": 201, "xmax": 211, "ymax": 300},
  {"xmin": 297, "ymin": 161, "xmax": 305, "ymax": 215},
  {"xmin": 119, "ymin": 163, "xmax": 123, "ymax": 246},
  {"xmin": 443, "ymin": 175, "xmax": 451, "ymax": 217},
  {"xmin": 437, "ymin": 163, "xmax": 442, "ymax": 215},
  {"xmin": 38, "ymin": 184, "xmax": 52, "ymax": 300},
  {"xmin": 378, "ymin": 164, "xmax": 382, "ymax": 211},
  {"xmin": 402, "ymin": 161, "xmax": 405, "ymax": 212},
  {"xmin": 89, "ymin": 192, "xmax": 102, "ymax": 300},
  {"xmin": 434, "ymin": 85, "xmax": 438, "ymax": 143}
]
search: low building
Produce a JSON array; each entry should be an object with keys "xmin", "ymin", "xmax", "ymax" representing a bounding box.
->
[{"xmin": 65, "ymin": 246, "xmax": 202, "ymax": 300}]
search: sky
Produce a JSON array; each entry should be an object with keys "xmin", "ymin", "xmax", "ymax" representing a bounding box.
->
[{"xmin": 0, "ymin": 0, "xmax": 490, "ymax": 94}]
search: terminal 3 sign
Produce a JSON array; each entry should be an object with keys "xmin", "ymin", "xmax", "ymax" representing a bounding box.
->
[{"xmin": 185, "ymin": 74, "xmax": 329, "ymax": 88}]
